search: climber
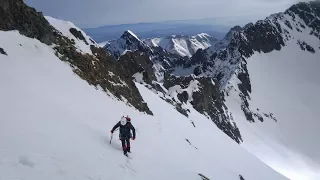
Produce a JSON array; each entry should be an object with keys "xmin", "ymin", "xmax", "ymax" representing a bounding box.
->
[{"xmin": 111, "ymin": 116, "xmax": 136, "ymax": 156}]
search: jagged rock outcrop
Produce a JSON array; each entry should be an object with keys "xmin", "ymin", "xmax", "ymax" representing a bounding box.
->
[
  {"xmin": 0, "ymin": 0, "xmax": 152, "ymax": 115},
  {"xmin": 69, "ymin": 27, "xmax": 89, "ymax": 45},
  {"xmin": 0, "ymin": 47, "xmax": 7, "ymax": 55},
  {"xmin": 183, "ymin": 1, "xmax": 320, "ymax": 124},
  {"xmin": 198, "ymin": 173, "xmax": 210, "ymax": 180},
  {"xmin": 104, "ymin": 30, "xmax": 151, "ymax": 59},
  {"xmin": 239, "ymin": 175, "xmax": 246, "ymax": 180},
  {"xmin": 118, "ymin": 51, "xmax": 156, "ymax": 85},
  {"xmin": 163, "ymin": 74, "xmax": 242, "ymax": 143},
  {"xmin": 229, "ymin": 1, "xmax": 319, "ymax": 123},
  {"xmin": 0, "ymin": 0, "xmax": 55, "ymax": 45},
  {"xmin": 104, "ymin": 30, "xmax": 189, "ymax": 80}
]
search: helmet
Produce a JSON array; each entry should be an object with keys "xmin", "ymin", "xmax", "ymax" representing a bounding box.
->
[
  {"xmin": 126, "ymin": 115, "xmax": 131, "ymax": 122},
  {"xmin": 120, "ymin": 117, "xmax": 127, "ymax": 125}
]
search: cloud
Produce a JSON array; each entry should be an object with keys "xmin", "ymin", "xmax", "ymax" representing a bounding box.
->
[{"xmin": 25, "ymin": 0, "xmax": 307, "ymax": 28}]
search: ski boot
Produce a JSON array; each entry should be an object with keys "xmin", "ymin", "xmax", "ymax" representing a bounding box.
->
[{"xmin": 123, "ymin": 150, "xmax": 128, "ymax": 157}]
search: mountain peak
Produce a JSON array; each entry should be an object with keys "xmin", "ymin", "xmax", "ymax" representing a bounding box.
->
[
  {"xmin": 104, "ymin": 30, "xmax": 151, "ymax": 59},
  {"xmin": 224, "ymin": 25, "xmax": 242, "ymax": 41},
  {"xmin": 121, "ymin": 30, "xmax": 141, "ymax": 41}
]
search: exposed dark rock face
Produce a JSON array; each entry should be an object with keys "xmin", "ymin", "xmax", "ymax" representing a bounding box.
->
[
  {"xmin": 0, "ymin": 47, "xmax": 7, "ymax": 55},
  {"xmin": 298, "ymin": 40, "xmax": 315, "ymax": 53},
  {"xmin": 118, "ymin": 51, "xmax": 156, "ymax": 85},
  {"xmin": 198, "ymin": 173, "xmax": 210, "ymax": 180},
  {"xmin": 287, "ymin": 1, "xmax": 320, "ymax": 39},
  {"xmin": 0, "ymin": 0, "xmax": 152, "ymax": 115},
  {"xmin": 186, "ymin": 1, "xmax": 319, "ymax": 125},
  {"xmin": 69, "ymin": 28, "xmax": 88, "ymax": 45},
  {"xmin": 187, "ymin": 48, "xmax": 209, "ymax": 68},
  {"xmin": 236, "ymin": 59, "xmax": 255, "ymax": 122},
  {"xmin": 0, "ymin": 0, "xmax": 55, "ymax": 45},
  {"xmin": 224, "ymin": 25, "xmax": 243, "ymax": 41},
  {"xmin": 193, "ymin": 66, "xmax": 202, "ymax": 76},
  {"xmin": 177, "ymin": 91, "xmax": 189, "ymax": 104},
  {"xmin": 284, "ymin": 20, "xmax": 293, "ymax": 30},
  {"xmin": 239, "ymin": 175, "xmax": 245, "ymax": 180},
  {"xmin": 240, "ymin": 18, "xmax": 285, "ymax": 56},
  {"xmin": 237, "ymin": 59, "xmax": 251, "ymax": 98},
  {"xmin": 89, "ymin": 38, "xmax": 95, "ymax": 44},
  {"xmin": 104, "ymin": 30, "xmax": 189, "ymax": 77},
  {"xmin": 104, "ymin": 30, "xmax": 152, "ymax": 60},
  {"xmin": 233, "ymin": 57, "xmax": 278, "ymax": 123},
  {"xmin": 163, "ymin": 73, "xmax": 242, "ymax": 143},
  {"xmin": 185, "ymin": 138, "xmax": 198, "ymax": 149}
]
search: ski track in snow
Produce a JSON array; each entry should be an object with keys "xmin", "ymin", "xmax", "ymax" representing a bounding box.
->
[{"xmin": 0, "ymin": 30, "xmax": 288, "ymax": 180}]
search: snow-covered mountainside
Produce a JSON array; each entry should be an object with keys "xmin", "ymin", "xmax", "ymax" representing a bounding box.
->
[
  {"xmin": 0, "ymin": 1, "xmax": 290, "ymax": 180},
  {"xmin": 104, "ymin": 30, "xmax": 243, "ymax": 143},
  {"xmin": 170, "ymin": 1, "xmax": 320, "ymax": 179},
  {"xmin": 143, "ymin": 33, "xmax": 218, "ymax": 57},
  {"xmin": 45, "ymin": 16, "xmax": 97, "ymax": 55},
  {"xmin": 103, "ymin": 30, "xmax": 186, "ymax": 70},
  {"xmin": 223, "ymin": 2, "xmax": 320, "ymax": 179},
  {"xmin": 104, "ymin": 1, "xmax": 320, "ymax": 179},
  {"xmin": 0, "ymin": 0, "xmax": 152, "ymax": 115},
  {"xmin": 0, "ymin": 29, "xmax": 288, "ymax": 180},
  {"xmin": 0, "ymin": 28, "xmax": 291, "ymax": 180},
  {"xmin": 1, "ymin": 0, "xmax": 320, "ymax": 179}
]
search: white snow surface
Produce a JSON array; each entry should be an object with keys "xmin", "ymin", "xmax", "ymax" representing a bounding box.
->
[
  {"xmin": 144, "ymin": 33, "xmax": 218, "ymax": 57},
  {"xmin": 225, "ymin": 13, "xmax": 320, "ymax": 180},
  {"xmin": 45, "ymin": 16, "xmax": 97, "ymax": 54},
  {"xmin": 167, "ymin": 79, "xmax": 200, "ymax": 102},
  {"xmin": 0, "ymin": 30, "xmax": 288, "ymax": 180},
  {"xmin": 98, "ymin": 41, "xmax": 109, "ymax": 47}
]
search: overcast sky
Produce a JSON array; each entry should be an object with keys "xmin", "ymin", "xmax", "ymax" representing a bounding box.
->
[{"xmin": 25, "ymin": 0, "xmax": 306, "ymax": 28}]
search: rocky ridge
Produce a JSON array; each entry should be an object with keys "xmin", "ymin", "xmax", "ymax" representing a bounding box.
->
[{"xmin": 0, "ymin": 0, "xmax": 152, "ymax": 115}]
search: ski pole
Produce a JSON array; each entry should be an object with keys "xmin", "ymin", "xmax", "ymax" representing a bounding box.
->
[{"xmin": 110, "ymin": 132, "xmax": 113, "ymax": 144}]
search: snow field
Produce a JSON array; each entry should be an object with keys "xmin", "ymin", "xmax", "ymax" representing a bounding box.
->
[{"xmin": 0, "ymin": 30, "xmax": 287, "ymax": 180}]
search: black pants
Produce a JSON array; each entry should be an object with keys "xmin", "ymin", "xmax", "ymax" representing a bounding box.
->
[{"xmin": 121, "ymin": 137, "xmax": 130, "ymax": 153}]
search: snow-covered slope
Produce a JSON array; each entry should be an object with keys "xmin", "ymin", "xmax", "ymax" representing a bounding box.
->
[
  {"xmin": 226, "ymin": 40, "xmax": 320, "ymax": 180},
  {"xmin": 1, "ymin": 0, "xmax": 319, "ymax": 179},
  {"xmin": 45, "ymin": 16, "xmax": 98, "ymax": 55},
  {"xmin": 0, "ymin": 29, "xmax": 289, "ymax": 180},
  {"xmin": 220, "ymin": 2, "xmax": 320, "ymax": 179},
  {"xmin": 143, "ymin": 33, "xmax": 218, "ymax": 57}
]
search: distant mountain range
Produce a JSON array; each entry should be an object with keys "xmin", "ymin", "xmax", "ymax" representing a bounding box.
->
[
  {"xmin": 83, "ymin": 21, "xmax": 230, "ymax": 43},
  {"xmin": 143, "ymin": 33, "xmax": 218, "ymax": 57},
  {"xmin": 103, "ymin": 32, "xmax": 219, "ymax": 58}
]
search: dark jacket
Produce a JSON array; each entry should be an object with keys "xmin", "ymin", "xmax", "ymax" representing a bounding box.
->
[{"xmin": 111, "ymin": 121, "xmax": 136, "ymax": 139}]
